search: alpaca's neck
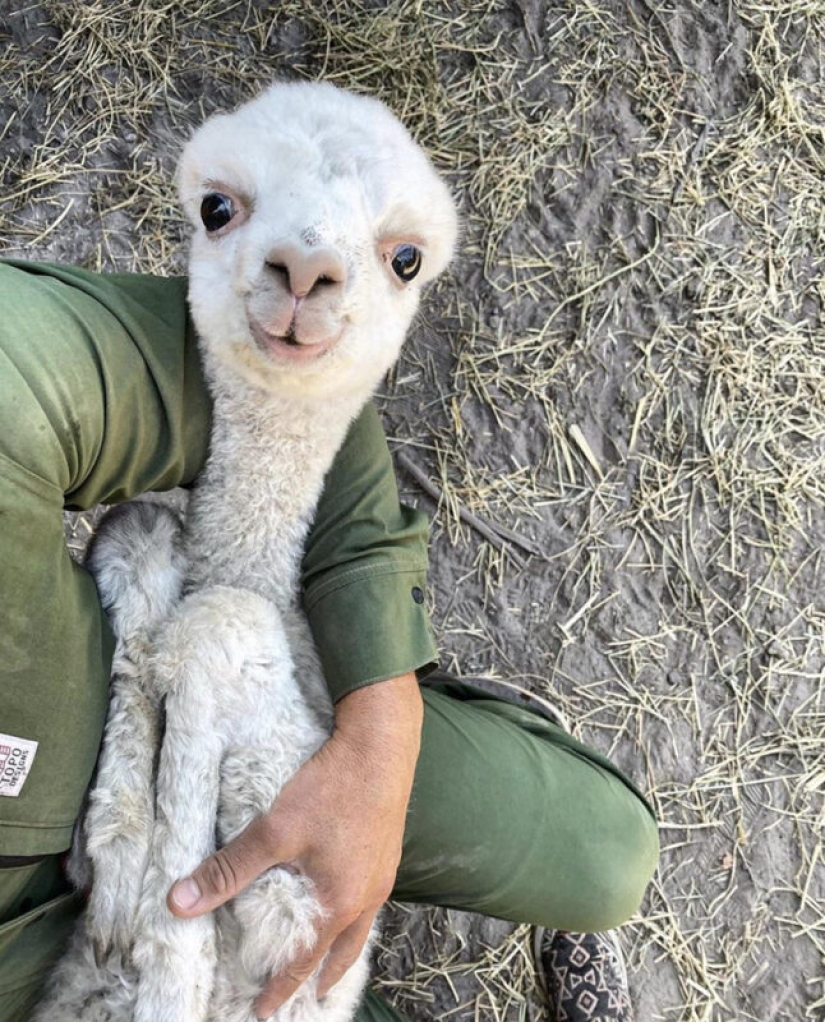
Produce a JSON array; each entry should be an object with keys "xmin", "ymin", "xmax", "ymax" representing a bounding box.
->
[{"xmin": 183, "ymin": 380, "xmax": 363, "ymax": 608}]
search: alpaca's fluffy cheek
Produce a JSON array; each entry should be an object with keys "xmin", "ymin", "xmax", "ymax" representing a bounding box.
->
[
  {"xmin": 188, "ymin": 274, "xmax": 249, "ymax": 349},
  {"xmin": 369, "ymin": 287, "xmax": 419, "ymax": 353},
  {"xmin": 335, "ymin": 312, "xmax": 413, "ymax": 390},
  {"xmin": 188, "ymin": 245, "xmax": 254, "ymax": 334}
]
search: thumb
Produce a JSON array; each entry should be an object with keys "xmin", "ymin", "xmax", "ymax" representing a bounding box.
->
[{"xmin": 167, "ymin": 813, "xmax": 291, "ymax": 917}]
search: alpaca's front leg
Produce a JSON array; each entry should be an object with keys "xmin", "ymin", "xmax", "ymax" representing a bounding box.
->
[
  {"xmin": 82, "ymin": 502, "xmax": 185, "ymax": 957},
  {"xmin": 130, "ymin": 598, "xmax": 229, "ymax": 1022},
  {"xmin": 131, "ymin": 707, "xmax": 221, "ymax": 1022}
]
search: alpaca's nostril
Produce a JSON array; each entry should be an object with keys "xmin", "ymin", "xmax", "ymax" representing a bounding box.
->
[{"xmin": 266, "ymin": 262, "xmax": 289, "ymax": 282}]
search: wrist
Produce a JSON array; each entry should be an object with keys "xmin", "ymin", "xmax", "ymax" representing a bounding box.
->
[{"xmin": 333, "ymin": 672, "xmax": 423, "ymax": 770}]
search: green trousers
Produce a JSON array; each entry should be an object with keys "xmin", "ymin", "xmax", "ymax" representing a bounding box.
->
[{"xmin": 0, "ymin": 262, "xmax": 658, "ymax": 1020}]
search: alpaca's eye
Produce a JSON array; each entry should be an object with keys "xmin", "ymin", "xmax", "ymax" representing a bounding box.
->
[
  {"xmin": 391, "ymin": 245, "xmax": 421, "ymax": 282},
  {"xmin": 200, "ymin": 193, "xmax": 235, "ymax": 233}
]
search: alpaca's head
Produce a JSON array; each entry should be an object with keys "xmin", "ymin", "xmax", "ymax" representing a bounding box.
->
[{"xmin": 178, "ymin": 82, "xmax": 457, "ymax": 402}]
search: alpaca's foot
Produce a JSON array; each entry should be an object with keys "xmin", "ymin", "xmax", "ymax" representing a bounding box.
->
[
  {"xmin": 85, "ymin": 826, "xmax": 151, "ymax": 959},
  {"xmin": 252, "ymin": 952, "xmax": 372, "ymax": 1022}
]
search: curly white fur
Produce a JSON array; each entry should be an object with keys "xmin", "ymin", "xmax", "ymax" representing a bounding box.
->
[{"xmin": 34, "ymin": 81, "xmax": 457, "ymax": 1022}]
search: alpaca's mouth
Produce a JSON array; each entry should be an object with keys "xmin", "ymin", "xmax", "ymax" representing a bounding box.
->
[{"xmin": 247, "ymin": 315, "xmax": 338, "ymax": 364}]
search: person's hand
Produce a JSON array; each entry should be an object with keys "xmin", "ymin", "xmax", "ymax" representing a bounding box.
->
[{"xmin": 166, "ymin": 672, "xmax": 423, "ymax": 1020}]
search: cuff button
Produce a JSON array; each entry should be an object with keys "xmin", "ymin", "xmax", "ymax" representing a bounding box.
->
[{"xmin": 411, "ymin": 586, "xmax": 425, "ymax": 605}]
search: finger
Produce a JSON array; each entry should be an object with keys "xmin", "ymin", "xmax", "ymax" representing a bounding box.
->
[
  {"xmin": 168, "ymin": 812, "xmax": 292, "ymax": 918},
  {"xmin": 316, "ymin": 914, "xmax": 375, "ymax": 998},
  {"xmin": 254, "ymin": 938, "xmax": 331, "ymax": 1020}
]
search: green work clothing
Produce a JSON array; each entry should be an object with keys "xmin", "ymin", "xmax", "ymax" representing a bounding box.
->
[
  {"xmin": 0, "ymin": 260, "xmax": 659, "ymax": 1021},
  {"xmin": 0, "ymin": 260, "xmax": 435, "ymax": 858}
]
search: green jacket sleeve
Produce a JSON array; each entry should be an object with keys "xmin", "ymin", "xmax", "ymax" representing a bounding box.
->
[{"xmin": 302, "ymin": 406, "xmax": 437, "ymax": 701}]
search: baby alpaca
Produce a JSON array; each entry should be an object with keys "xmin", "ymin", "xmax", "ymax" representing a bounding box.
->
[{"xmin": 34, "ymin": 81, "xmax": 457, "ymax": 1022}]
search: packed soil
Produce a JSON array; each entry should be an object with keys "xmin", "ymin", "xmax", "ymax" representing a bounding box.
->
[{"xmin": 2, "ymin": 2, "xmax": 823, "ymax": 1020}]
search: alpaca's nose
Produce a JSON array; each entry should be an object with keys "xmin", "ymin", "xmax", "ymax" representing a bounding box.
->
[{"xmin": 264, "ymin": 242, "xmax": 347, "ymax": 299}]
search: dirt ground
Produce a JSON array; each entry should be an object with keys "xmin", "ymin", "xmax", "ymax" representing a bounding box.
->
[{"xmin": 2, "ymin": 1, "xmax": 823, "ymax": 1020}]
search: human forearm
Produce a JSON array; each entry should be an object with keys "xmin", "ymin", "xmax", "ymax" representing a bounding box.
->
[{"xmin": 332, "ymin": 671, "xmax": 423, "ymax": 780}]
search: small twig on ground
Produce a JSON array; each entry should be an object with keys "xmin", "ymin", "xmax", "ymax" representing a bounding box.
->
[{"xmin": 395, "ymin": 449, "xmax": 549, "ymax": 568}]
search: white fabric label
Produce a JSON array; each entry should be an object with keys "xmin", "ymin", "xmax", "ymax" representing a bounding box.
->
[{"xmin": 0, "ymin": 733, "xmax": 39, "ymax": 797}]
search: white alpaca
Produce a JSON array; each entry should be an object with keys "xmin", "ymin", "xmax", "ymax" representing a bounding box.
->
[{"xmin": 34, "ymin": 81, "xmax": 457, "ymax": 1022}]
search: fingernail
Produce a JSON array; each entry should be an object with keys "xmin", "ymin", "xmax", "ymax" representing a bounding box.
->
[{"xmin": 171, "ymin": 877, "xmax": 201, "ymax": 910}]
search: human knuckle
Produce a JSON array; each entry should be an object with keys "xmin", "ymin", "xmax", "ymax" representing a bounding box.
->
[
  {"xmin": 199, "ymin": 850, "xmax": 239, "ymax": 897},
  {"xmin": 285, "ymin": 959, "xmax": 316, "ymax": 983}
]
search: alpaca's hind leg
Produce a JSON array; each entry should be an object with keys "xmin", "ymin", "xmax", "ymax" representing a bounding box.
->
[
  {"xmin": 208, "ymin": 866, "xmax": 373, "ymax": 1022},
  {"xmin": 82, "ymin": 502, "xmax": 185, "ymax": 956},
  {"xmin": 208, "ymin": 750, "xmax": 325, "ymax": 1022},
  {"xmin": 132, "ymin": 587, "xmax": 272, "ymax": 1022}
]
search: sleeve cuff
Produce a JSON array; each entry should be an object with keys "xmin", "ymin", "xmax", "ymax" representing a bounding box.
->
[{"xmin": 304, "ymin": 565, "xmax": 439, "ymax": 703}]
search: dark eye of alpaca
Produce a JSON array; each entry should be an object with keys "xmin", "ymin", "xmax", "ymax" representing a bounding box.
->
[
  {"xmin": 200, "ymin": 193, "xmax": 235, "ymax": 233},
  {"xmin": 391, "ymin": 244, "xmax": 421, "ymax": 282}
]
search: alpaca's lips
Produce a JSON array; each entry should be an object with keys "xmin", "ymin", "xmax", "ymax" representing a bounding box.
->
[{"xmin": 247, "ymin": 316, "xmax": 336, "ymax": 363}]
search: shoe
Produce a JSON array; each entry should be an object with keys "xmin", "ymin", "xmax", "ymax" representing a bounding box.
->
[
  {"xmin": 422, "ymin": 670, "xmax": 569, "ymax": 731},
  {"xmin": 533, "ymin": 928, "xmax": 634, "ymax": 1021}
]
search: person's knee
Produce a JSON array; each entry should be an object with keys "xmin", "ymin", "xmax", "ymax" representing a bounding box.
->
[{"xmin": 569, "ymin": 795, "xmax": 659, "ymax": 932}]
